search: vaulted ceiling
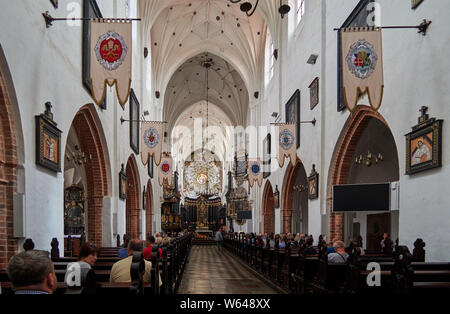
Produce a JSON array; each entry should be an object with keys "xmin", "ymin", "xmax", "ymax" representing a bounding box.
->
[{"xmin": 142, "ymin": 0, "xmax": 270, "ymax": 114}]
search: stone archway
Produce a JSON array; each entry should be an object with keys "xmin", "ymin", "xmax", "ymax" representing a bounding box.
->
[
  {"xmin": 145, "ymin": 180, "xmax": 153, "ymax": 237},
  {"xmin": 0, "ymin": 52, "xmax": 21, "ymax": 270},
  {"xmin": 262, "ymin": 181, "xmax": 274, "ymax": 235},
  {"xmin": 71, "ymin": 104, "xmax": 111, "ymax": 247},
  {"xmin": 327, "ymin": 106, "xmax": 397, "ymax": 243},
  {"xmin": 281, "ymin": 159, "xmax": 308, "ymax": 234},
  {"xmin": 126, "ymin": 155, "xmax": 141, "ymax": 239}
]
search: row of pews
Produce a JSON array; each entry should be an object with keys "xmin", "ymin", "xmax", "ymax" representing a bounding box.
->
[
  {"xmin": 223, "ymin": 234, "xmax": 450, "ymax": 295},
  {"xmin": 0, "ymin": 233, "xmax": 193, "ymax": 295}
]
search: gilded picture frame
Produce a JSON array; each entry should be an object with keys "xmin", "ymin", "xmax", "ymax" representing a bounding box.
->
[
  {"xmin": 405, "ymin": 110, "xmax": 443, "ymax": 175},
  {"xmin": 308, "ymin": 164, "xmax": 319, "ymax": 200},
  {"xmin": 309, "ymin": 77, "xmax": 319, "ymax": 110},
  {"xmin": 119, "ymin": 164, "xmax": 127, "ymax": 200},
  {"xmin": 35, "ymin": 104, "xmax": 62, "ymax": 173}
]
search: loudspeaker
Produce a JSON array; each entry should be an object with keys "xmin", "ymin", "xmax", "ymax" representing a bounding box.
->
[{"xmin": 13, "ymin": 193, "xmax": 25, "ymax": 238}]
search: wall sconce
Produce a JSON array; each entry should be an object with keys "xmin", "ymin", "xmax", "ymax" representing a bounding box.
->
[{"xmin": 355, "ymin": 151, "xmax": 383, "ymax": 167}]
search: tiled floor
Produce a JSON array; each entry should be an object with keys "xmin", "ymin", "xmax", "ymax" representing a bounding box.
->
[{"xmin": 178, "ymin": 246, "xmax": 280, "ymax": 294}]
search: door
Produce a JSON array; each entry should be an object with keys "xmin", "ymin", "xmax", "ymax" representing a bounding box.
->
[{"xmin": 366, "ymin": 213, "xmax": 391, "ymax": 252}]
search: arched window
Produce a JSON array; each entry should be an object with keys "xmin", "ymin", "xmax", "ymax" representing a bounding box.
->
[
  {"xmin": 264, "ymin": 29, "xmax": 274, "ymax": 87},
  {"xmin": 296, "ymin": 0, "xmax": 306, "ymax": 25}
]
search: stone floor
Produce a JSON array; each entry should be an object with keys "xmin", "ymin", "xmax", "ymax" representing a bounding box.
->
[{"xmin": 178, "ymin": 245, "xmax": 280, "ymax": 294}]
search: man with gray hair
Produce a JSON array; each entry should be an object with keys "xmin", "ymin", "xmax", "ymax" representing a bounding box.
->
[
  {"xmin": 7, "ymin": 250, "xmax": 58, "ymax": 294},
  {"xmin": 327, "ymin": 241, "xmax": 349, "ymax": 264}
]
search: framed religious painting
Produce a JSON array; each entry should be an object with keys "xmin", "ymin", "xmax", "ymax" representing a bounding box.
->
[
  {"xmin": 142, "ymin": 186, "xmax": 147, "ymax": 210},
  {"xmin": 50, "ymin": 0, "xmax": 58, "ymax": 9},
  {"xmin": 263, "ymin": 133, "xmax": 271, "ymax": 179},
  {"xmin": 119, "ymin": 164, "xmax": 127, "ymax": 200},
  {"xmin": 148, "ymin": 155, "xmax": 154, "ymax": 178},
  {"xmin": 405, "ymin": 107, "xmax": 443, "ymax": 175},
  {"xmin": 129, "ymin": 89, "xmax": 140, "ymax": 154},
  {"xmin": 273, "ymin": 185, "xmax": 280, "ymax": 209},
  {"xmin": 82, "ymin": 0, "xmax": 106, "ymax": 109},
  {"xmin": 411, "ymin": 0, "xmax": 424, "ymax": 10},
  {"xmin": 308, "ymin": 164, "xmax": 319, "ymax": 200},
  {"xmin": 35, "ymin": 102, "xmax": 62, "ymax": 172},
  {"xmin": 309, "ymin": 77, "xmax": 319, "ymax": 110},
  {"xmin": 285, "ymin": 89, "xmax": 300, "ymax": 148}
]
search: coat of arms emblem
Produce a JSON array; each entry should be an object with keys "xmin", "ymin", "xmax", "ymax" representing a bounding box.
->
[
  {"xmin": 95, "ymin": 31, "xmax": 128, "ymax": 71},
  {"xmin": 279, "ymin": 129, "xmax": 294, "ymax": 151},
  {"xmin": 144, "ymin": 128, "xmax": 160, "ymax": 149},
  {"xmin": 346, "ymin": 39, "xmax": 378, "ymax": 79}
]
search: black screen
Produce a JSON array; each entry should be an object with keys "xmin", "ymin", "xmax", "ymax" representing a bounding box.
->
[{"xmin": 332, "ymin": 183, "xmax": 390, "ymax": 212}]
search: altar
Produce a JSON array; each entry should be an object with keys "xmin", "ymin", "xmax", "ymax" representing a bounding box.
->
[{"xmin": 182, "ymin": 195, "xmax": 225, "ymax": 233}]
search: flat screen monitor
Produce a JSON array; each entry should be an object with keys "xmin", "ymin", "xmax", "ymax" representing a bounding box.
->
[{"xmin": 332, "ymin": 183, "xmax": 390, "ymax": 212}]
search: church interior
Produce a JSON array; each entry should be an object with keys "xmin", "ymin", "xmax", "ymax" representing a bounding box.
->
[{"xmin": 0, "ymin": 0, "xmax": 449, "ymax": 298}]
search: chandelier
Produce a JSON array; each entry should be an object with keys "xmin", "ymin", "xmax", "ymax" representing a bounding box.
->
[
  {"xmin": 229, "ymin": 0, "xmax": 290, "ymax": 18},
  {"xmin": 66, "ymin": 145, "xmax": 92, "ymax": 165},
  {"xmin": 354, "ymin": 151, "xmax": 384, "ymax": 167}
]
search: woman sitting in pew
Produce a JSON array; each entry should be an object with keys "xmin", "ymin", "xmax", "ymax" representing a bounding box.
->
[{"xmin": 327, "ymin": 241, "xmax": 349, "ymax": 264}]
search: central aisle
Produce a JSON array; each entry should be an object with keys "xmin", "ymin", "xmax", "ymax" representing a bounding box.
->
[{"xmin": 178, "ymin": 246, "xmax": 280, "ymax": 294}]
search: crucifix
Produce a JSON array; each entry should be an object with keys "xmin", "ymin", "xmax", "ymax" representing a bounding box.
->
[{"xmin": 418, "ymin": 106, "xmax": 429, "ymax": 124}]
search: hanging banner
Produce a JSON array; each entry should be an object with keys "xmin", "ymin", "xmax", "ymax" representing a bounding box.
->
[
  {"xmin": 276, "ymin": 124, "xmax": 297, "ymax": 168},
  {"xmin": 141, "ymin": 122, "xmax": 163, "ymax": 166},
  {"xmin": 341, "ymin": 27, "xmax": 384, "ymax": 112},
  {"xmin": 248, "ymin": 159, "xmax": 263, "ymax": 188},
  {"xmin": 158, "ymin": 156, "xmax": 173, "ymax": 187},
  {"xmin": 90, "ymin": 19, "xmax": 132, "ymax": 109}
]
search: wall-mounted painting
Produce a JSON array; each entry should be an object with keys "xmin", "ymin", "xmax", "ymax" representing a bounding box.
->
[
  {"xmin": 119, "ymin": 164, "xmax": 127, "ymax": 200},
  {"xmin": 285, "ymin": 89, "xmax": 300, "ymax": 148},
  {"xmin": 263, "ymin": 133, "xmax": 271, "ymax": 179},
  {"xmin": 308, "ymin": 164, "xmax": 319, "ymax": 200},
  {"xmin": 36, "ymin": 102, "xmax": 62, "ymax": 172},
  {"xmin": 309, "ymin": 77, "xmax": 319, "ymax": 110},
  {"xmin": 411, "ymin": 0, "xmax": 424, "ymax": 10},
  {"xmin": 273, "ymin": 185, "xmax": 280, "ymax": 209},
  {"xmin": 129, "ymin": 89, "xmax": 140, "ymax": 154},
  {"xmin": 405, "ymin": 107, "xmax": 443, "ymax": 175},
  {"xmin": 50, "ymin": 0, "xmax": 58, "ymax": 9},
  {"xmin": 148, "ymin": 155, "xmax": 154, "ymax": 178},
  {"xmin": 142, "ymin": 186, "xmax": 147, "ymax": 211},
  {"xmin": 82, "ymin": 0, "xmax": 106, "ymax": 109}
]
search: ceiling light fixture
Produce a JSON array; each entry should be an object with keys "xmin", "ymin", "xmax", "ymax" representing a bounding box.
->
[{"xmin": 229, "ymin": 0, "xmax": 290, "ymax": 18}]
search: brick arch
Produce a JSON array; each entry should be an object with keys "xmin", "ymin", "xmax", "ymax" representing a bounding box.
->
[
  {"xmin": 281, "ymin": 158, "xmax": 307, "ymax": 234},
  {"xmin": 126, "ymin": 155, "xmax": 141, "ymax": 239},
  {"xmin": 71, "ymin": 104, "xmax": 111, "ymax": 247},
  {"xmin": 326, "ymin": 105, "xmax": 392, "ymax": 242},
  {"xmin": 262, "ymin": 181, "xmax": 274, "ymax": 234},
  {"xmin": 145, "ymin": 180, "xmax": 153, "ymax": 237},
  {"xmin": 0, "ymin": 46, "xmax": 23, "ymax": 270}
]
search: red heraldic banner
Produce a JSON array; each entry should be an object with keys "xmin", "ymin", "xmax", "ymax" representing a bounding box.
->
[
  {"xmin": 141, "ymin": 122, "xmax": 163, "ymax": 167},
  {"xmin": 90, "ymin": 20, "xmax": 132, "ymax": 109},
  {"xmin": 248, "ymin": 159, "xmax": 263, "ymax": 188},
  {"xmin": 341, "ymin": 27, "xmax": 384, "ymax": 112},
  {"xmin": 158, "ymin": 156, "xmax": 173, "ymax": 187}
]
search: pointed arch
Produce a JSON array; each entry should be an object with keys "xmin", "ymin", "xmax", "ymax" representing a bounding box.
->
[
  {"xmin": 262, "ymin": 180, "xmax": 274, "ymax": 234},
  {"xmin": 281, "ymin": 158, "xmax": 308, "ymax": 234},
  {"xmin": 326, "ymin": 105, "xmax": 396, "ymax": 242},
  {"xmin": 0, "ymin": 44, "xmax": 24, "ymax": 270},
  {"xmin": 71, "ymin": 103, "xmax": 111, "ymax": 246},
  {"xmin": 126, "ymin": 154, "xmax": 141, "ymax": 239}
]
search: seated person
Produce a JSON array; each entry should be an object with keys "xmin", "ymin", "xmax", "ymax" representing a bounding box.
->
[
  {"xmin": 7, "ymin": 250, "xmax": 58, "ymax": 294},
  {"xmin": 143, "ymin": 235, "xmax": 162, "ymax": 259},
  {"xmin": 118, "ymin": 235, "xmax": 130, "ymax": 258},
  {"xmin": 304, "ymin": 236, "xmax": 317, "ymax": 254},
  {"xmin": 110, "ymin": 239, "xmax": 162, "ymax": 287},
  {"xmin": 327, "ymin": 241, "xmax": 349, "ymax": 264},
  {"xmin": 64, "ymin": 242, "xmax": 98, "ymax": 283}
]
